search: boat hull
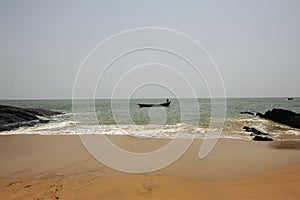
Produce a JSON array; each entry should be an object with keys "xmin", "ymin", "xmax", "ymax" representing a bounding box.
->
[{"xmin": 138, "ymin": 101, "xmax": 171, "ymax": 108}]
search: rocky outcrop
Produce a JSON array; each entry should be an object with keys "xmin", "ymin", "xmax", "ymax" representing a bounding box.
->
[
  {"xmin": 240, "ymin": 111, "xmax": 255, "ymax": 115},
  {"xmin": 243, "ymin": 126, "xmax": 273, "ymax": 141},
  {"xmin": 253, "ymin": 135, "xmax": 273, "ymax": 141},
  {"xmin": 243, "ymin": 126, "xmax": 271, "ymax": 136},
  {"xmin": 256, "ymin": 109, "xmax": 300, "ymax": 129},
  {"xmin": 0, "ymin": 104, "xmax": 62, "ymax": 132}
]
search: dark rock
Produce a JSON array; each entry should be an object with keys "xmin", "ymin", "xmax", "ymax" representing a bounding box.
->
[
  {"xmin": 253, "ymin": 135, "xmax": 273, "ymax": 141},
  {"xmin": 256, "ymin": 109, "xmax": 300, "ymax": 129},
  {"xmin": 243, "ymin": 126, "xmax": 252, "ymax": 132},
  {"xmin": 39, "ymin": 119, "xmax": 50, "ymax": 123},
  {"xmin": 0, "ymin": 122, "xmax": 36, "ymax": 132},
  {"xmin": 256, "ymin": 112, "xmax": 264, "ymax": 118},
  {"xmin": 0, "ymin": 104, "xmax": 63, "ymax": 132},
  {"xmin": 240, "ymin": 111, "xmax": 254, "ymax": 115},
  {"xmin": 0, "ymin": 125, "xmax": 11, "ymax": 132},
  {"xmin": 243, "ymin": 126, "xmax": 271, "ymax": 136}
]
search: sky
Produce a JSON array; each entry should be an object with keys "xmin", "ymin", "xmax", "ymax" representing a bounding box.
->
[{"xmin": 0, "ymin": 0, "xmax": 299, "ymax": 99}]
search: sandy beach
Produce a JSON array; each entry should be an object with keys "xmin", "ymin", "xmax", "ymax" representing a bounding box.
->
[
  {"xmin": 0, "ymin": 135, "xmax": 299, "ymax": 199},
  {"xmin": 1, "ymin": 0, "xmax": 299, "ymax": 199}
]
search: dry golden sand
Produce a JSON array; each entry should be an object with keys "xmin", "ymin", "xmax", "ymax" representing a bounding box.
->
[{"xmin": 0, "ymin": 135, "xmax": 299, "ymax": 199}]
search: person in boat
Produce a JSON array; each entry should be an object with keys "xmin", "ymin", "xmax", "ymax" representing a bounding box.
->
[{"xmin": 166, "ymin": 98, "xmax": 170, "ymax": 102}]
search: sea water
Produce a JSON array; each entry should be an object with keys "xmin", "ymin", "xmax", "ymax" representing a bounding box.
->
[{"xmin": 0, "ymin": 98, "xmax": 299, "ymax": 140}]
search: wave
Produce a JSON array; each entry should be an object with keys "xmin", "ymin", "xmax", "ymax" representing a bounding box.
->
[{"xmin": 1, "ymin": 114, "xmax": 299, "ymax": 141}]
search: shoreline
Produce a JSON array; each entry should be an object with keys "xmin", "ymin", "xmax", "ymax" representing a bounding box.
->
[{"xmin": 0, "ymin": 135, "xmax": 299, "ymax": 199}]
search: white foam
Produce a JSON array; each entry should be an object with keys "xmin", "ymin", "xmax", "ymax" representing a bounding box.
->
[
  {"xmin": 286, "ymin": 129, "xmax": 300, "ymax": 135},
  {"xmin": 2, "ymin": 115, "xmax": 299, "ymax": 141}
]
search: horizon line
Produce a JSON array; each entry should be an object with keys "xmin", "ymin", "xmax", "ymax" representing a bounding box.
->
[{"xmin": 0, "ymin": 96, "xmax": 299, "ymax": 101}]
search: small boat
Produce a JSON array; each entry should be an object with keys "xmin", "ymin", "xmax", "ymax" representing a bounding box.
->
[
  {"xmin": 138, "ymin": 101, "xmax": 171, "ymax": 108},
  {"xmin": 287, "ymin": 98, "xmax": 294, "ymax": 101}
]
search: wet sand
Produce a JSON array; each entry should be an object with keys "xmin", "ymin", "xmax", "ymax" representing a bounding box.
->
[{"xmin": 0, "ymin": 135, "xmax": 299, "ymax": 199}]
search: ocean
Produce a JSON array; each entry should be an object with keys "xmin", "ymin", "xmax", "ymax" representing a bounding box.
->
[{"xmin": 0, "ymin": 98, "xmax": 299, "ymax": 140}]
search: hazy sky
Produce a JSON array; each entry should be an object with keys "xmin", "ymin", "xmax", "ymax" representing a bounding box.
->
[{"xmin": 0, "ymin": 0, "xmax": 299, "ymax": 99}]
